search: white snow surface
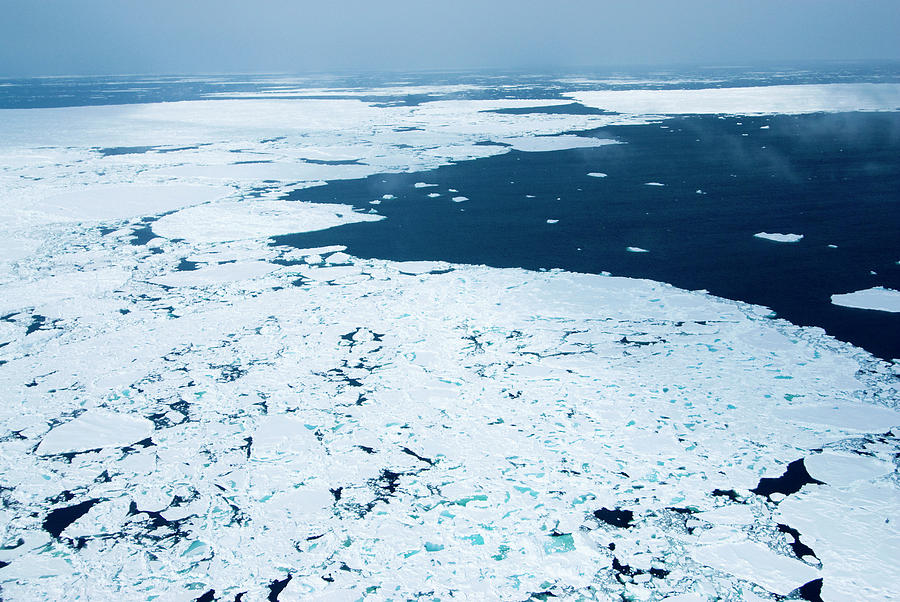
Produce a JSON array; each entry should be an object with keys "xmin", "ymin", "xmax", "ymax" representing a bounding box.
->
[{"xmin": 831, "ymin": 287, "xmax": 900, "ymax": 313}]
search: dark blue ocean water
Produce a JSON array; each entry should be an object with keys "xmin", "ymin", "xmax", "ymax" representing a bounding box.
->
[{"xmin": 276, "ymin": 111, "xmax": 900, "ymax": 360}]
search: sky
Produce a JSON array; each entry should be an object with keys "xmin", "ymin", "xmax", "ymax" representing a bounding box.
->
[{"xmin": 2, "ymin": 0, "xmax": 900, "ymax": 76}]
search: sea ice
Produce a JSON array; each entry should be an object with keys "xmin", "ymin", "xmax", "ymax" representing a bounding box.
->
[
  {"xmin": 830, "ymin": 286, "xmax": 900, "ymax": 313},
  {"xmin": 151, "ymin": 200, "xmax": 383, "ymax": 243},
  {"xmin": 566, "ymin": 83, "xmax": 900, "ymax": 116},
  {"xmin": 754, "ymin": 232, "xmax": 804, "ymax": 243},
  {"xmin": 36, "ymin": 411, "xmax": 154, "ymax": 455},
  {"xmin": 497, "ymin": 134, "xmax": 619, "ymax": 152},
  {"xmin": 31, "ymin": 184, "xmax": 233, "ymax": 222},
  {"xmin": 690, "ymin": 541, "xmax": 819, "ymax": 596}
]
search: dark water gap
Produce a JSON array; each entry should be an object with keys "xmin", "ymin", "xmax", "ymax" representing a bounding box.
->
[{"xmin": 274, "ymin": 112, "xmax": 900, "ymax": 360}]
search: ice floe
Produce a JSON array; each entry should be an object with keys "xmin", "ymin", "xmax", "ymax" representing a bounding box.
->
[
  {"xmin": 497, "ymin": 134, "xmax": 619, "ymax": 152},
  {"xmin": 627, "ymin": 246, "xmax": 649, "ymax": 253},
  {"xmin": 30, "ymin": 184, "xmax": 234, "ymax": 222},
  {"xmin": 830, "ymin": 286, "xmax": 900, "ymax": 313},
  {"xmin": 587, "ymin": 172, "xmax": 607, "ymax": 178},
  {"xmin": 690, "ymin": 541, "xmax": 819, "ymax": 596},
  {"xmin": 151, "ymin": 200, "xmax": 383, "ymax": 243},
  {"xmin": 36, "ymin": 411, "xmax": 154, "ymax": 455},
  {"xmin": 754, "ymin": 232, "xmax": 804, "ymax": 243}
]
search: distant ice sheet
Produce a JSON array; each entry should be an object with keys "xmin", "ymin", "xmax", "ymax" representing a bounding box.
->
[
  {"xmin": 566, "ymin": 83, "xmax": 900, "ymax": 116},
  {"xmin": 831, "ymin": 287, "xmax": 900, "ymax": 313},
  {"xmin": 754, "ymin": 232, "xmax": 804, "ymax": 243}
]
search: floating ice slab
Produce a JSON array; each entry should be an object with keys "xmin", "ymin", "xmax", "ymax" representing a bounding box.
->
[
  {"xmin": 566, "ymin": 83, "xmax": 900, "ymax": 116},
  {"xmin": 690, "ymin": 541, "xmax": 819, "ymax": 596},
  {"xmin": 152, "ymin": 200, "xmax": 383, "ymax": 243},
  {"xmin": 831, "ymin": 287, "xmax": 900, "ymax": 313},
  {"xmin": 804, "ymin": 452, "xmax": 893, "ymax": 486},
  {"xmin": 414, "ymin": 182, "xmax": 437, "ymax": 188},
  {"xmin": 151, "ymin": 261, "xmax": 276, "ymax": 287},
  {"xmin": 778, "ymin": 403, "xmax": 900, "ymax": 432},
  {"xmin": 754, "ymin": 232, "xmax": 804, "ymax": 243},
  {"xmin": 644, "ymin": 182, "xmax": 665, "ymax": 186},
  {"xmin": 37, "ymin": 411, "xmax": 154, "ymax": 455},
  {"xmin": 451, "ymin": 196, "xmax": 468, "ymax": 203},
  {"xmin": 31, "ymin": 184, "xmax": 233, "ymax": 222},
  {"xmin": 587, "ymin": 172, "xmax": 607, "ymax": 178},
  {"xmin": 627, "ymin": 246, "xmax": 649, "ymax": 253},
  {"xmin": 393, "ymin": 260, "xmax": 450, "ymax": 275},
  {"xmin": 497, "ymin": 135, "xmax": 619, "ymax": 152}
]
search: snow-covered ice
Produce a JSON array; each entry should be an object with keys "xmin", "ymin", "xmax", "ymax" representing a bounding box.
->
[
  {"xmin": 0, "ymin": 79, "xmax": 898, "ymax": 602},
  {"xmin": 831, "ymin": 287, "xmax": 900, "ymax": 313},
  {"xmin": 755, "ymin": 232, "xmax": 804, "ymax": 243}
]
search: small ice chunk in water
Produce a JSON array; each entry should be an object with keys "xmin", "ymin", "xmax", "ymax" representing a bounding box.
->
[
  {"xmin": 369, "ymin": 200, "xmax": 381, "ymax": 205},
  {"xmin": 627, "ymin": 246, "xmax": 649, "ymax": 253},
  {"xmin": 546, "ymin": 219, "xmax": 559, "ymax": 224},
  {"xmin": 452, "ymin": 196, "xmax": 468, "ymax": 203},
  {"xmin": 587, "ymin": 172, "xmax": 607, "ymax": 178},
  {"xmin": 828, "ymin": 244, "xmax": 838, "ymax": 248},
  {"xmin": 754, "ymin": 232, "xmax": 804, "ymax": 243},
  {"xmin": 382, "ymin": 194, "xmax": 396, "ymax": 200},
  {"xmin": 644, "ymin": 182, "xmax": 665, "ymax": 186},
  {"xmin": 427, "ymin": 193, "xmax": 441, "ymax": 198},
  {"xmin": 326, "ymin": 252, "xmax": 351, "ymax": 264},
  {"xmin": 414, "ymin": 182, "xmax": 437, "ymax": 188},
  {"xmin": 448, "ymin": 189, "xmax": 458, "ymax": 192}
]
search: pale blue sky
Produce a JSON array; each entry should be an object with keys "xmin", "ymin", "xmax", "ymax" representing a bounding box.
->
[{"xmin": 2, "ymin": 0, "xmax": 900, "ymax": 76}]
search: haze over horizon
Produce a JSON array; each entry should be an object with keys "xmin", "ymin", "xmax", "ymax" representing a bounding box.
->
[{"xmin": 2, "ymin": 0, "xmax": 900, "ymax": 77}]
